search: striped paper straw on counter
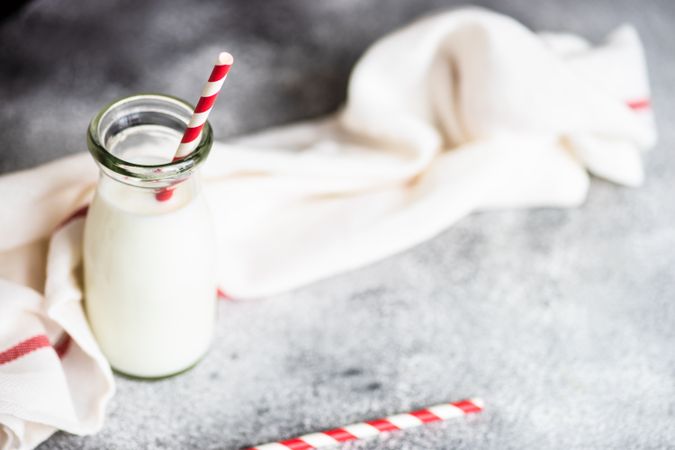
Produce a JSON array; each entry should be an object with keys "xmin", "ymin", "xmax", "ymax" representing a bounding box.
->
[{"xmin": 245, "ymin": 398, "xmax": 484, "ymax": 450}]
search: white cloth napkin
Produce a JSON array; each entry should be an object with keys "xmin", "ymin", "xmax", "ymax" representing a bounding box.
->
[{"xmin": 0, "ymin": 8, "xmax": 656, "ymax": 450}]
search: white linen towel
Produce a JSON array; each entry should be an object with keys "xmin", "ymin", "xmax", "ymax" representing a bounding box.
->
[{"xmin": 0, "ymin": 8, "xmax": 656, "ymax": 450}]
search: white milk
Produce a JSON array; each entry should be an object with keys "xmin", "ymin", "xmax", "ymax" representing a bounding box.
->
[{"xmin": 83, "ymin": 175, "xmax": 217, "ymax": 378}]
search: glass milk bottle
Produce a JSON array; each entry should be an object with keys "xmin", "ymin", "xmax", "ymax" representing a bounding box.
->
[{"xmin": 84, "ymin": 94, "xmax": 217, "ymax": 378}]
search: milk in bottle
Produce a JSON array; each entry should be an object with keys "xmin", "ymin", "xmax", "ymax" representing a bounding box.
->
[{"xmin": 83, "ymin": 94, "xmax": 217, "ymax": 378}]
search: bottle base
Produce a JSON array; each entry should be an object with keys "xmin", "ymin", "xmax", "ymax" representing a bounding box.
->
[{"xmin": 110, "ymin": 349, "xmax": 209, "ymax": 381}]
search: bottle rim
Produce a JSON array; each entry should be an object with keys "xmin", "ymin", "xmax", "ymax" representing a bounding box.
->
[{"xmin": 87, "ymin": 93, "xmax": 213, "ymax": 183}]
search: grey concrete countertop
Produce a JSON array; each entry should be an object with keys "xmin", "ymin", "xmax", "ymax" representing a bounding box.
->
[{"xmin": 1, "ymin": 0, "xmax": 673, "ymax": 449}]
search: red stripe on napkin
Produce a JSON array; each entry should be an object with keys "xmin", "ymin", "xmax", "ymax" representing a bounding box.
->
[
  {"xmin": 0, "ymin": 335, "xmax": 51, "ymax": 365},
  {"xmin": 54, "ymin": 334, "xmax": 72, "ymax": 359},
  {"xmin": 216, "ymin": 287, "xmax": 233, "ymax": 300},
  {"xmin": 626, "ymin": 98, "xmax": 650, "ymax": 111},
  {"xmin": 56, "ymin": 205, "xmax": 89, "ymax": 230}
]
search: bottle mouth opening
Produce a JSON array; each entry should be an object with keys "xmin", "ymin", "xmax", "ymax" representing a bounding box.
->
[{"xmin": 87, "ymin": 94, "xmax": 212, "ymax": 183}]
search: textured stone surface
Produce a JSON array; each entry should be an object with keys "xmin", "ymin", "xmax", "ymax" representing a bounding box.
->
[{"xmin": 0, "ymin": 0, "xmax": 673, "ymax": 449}]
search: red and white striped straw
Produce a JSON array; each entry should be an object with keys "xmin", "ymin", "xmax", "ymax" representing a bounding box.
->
[
  {"xmin": 155, "ymin": 52, "xmax": 233, "ymax": 201},
  {"xmin": 245, "ymin": 398, "xmax": 484, "ymax": 450},
  {"xmin": 173, "ymin": 51, "xmax": 233, "ymax": 161}
]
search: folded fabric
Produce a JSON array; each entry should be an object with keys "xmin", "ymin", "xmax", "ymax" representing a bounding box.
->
[{"xmin": 0, "ymin": 8, "xmax": 656, "ymax": 450}]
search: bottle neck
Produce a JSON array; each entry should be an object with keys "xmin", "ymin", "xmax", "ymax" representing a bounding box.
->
[{"xmin": 96, "ymin": 167, "xmax": 203, "ymax": 214}]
